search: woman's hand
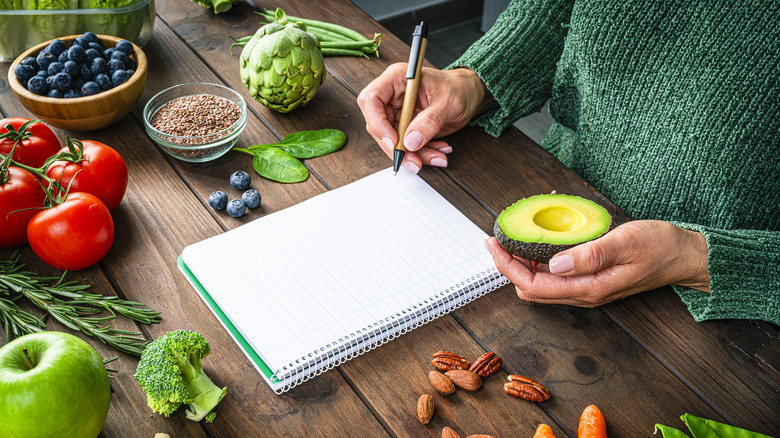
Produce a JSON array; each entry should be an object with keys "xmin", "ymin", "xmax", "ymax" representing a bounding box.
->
[
  {"xmin": 485, "ymin": 220, "xmax": 711, "ymax": 307},
  {"xmin": 357, "ymin": 64, "xmax": 492, "ymax": 173}
]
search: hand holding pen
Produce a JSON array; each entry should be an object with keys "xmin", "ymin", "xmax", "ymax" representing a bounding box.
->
[{"xmin": 357, "ymin": 24, "xmax": 493, "ymax": 174}]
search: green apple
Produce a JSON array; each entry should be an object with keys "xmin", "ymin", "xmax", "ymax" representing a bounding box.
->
[{"xmin": 0, "ymin": 331, "xmax": 111, "ymax": 438}]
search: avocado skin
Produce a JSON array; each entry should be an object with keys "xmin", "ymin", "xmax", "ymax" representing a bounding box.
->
[{"xmin": 493, "ymin": 220, "xmax": 575, "ymax": 263}]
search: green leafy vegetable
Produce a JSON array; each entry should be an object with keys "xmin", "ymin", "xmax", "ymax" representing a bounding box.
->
[
  {"xmin": 249, "ymin": 128, "xmax": 346, "ymax": 159},
  {"xmin": 655, "ymin": 414, "xmax": 773, "ymax": 438},
  {"xmin": 234, "ymin": 129, "xmax": 346, "ymax": 183},
  {"xmin": 0, "ymin": 250, "xmax": 160, "ymax": 356},
  {"xmin": 235, "ymin": 146, "xmax": 309, "ymax": 183}
]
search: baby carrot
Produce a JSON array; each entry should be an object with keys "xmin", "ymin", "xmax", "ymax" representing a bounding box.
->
[
  {"xmin": 533, "ymin": 423, "xmax": 557, "ymax": 438},
  {"xmin": 578, "ymin": 405, "xmax": 607, "ymax": 438}
]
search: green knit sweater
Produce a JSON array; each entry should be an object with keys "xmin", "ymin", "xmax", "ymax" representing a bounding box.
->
[{"xmin": 450, "ymin": 0, "xmax": 780, "ymax": 325}]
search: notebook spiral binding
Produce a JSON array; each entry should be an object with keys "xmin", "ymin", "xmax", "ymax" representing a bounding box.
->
[{"xmin": 272, "ymin": 267, "xmax": 509, "ymax": 394}]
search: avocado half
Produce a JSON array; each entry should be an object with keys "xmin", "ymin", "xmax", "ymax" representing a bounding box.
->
[{"xmin": 494, "ymin": 194, "xmax": 612, "ymax": 263}]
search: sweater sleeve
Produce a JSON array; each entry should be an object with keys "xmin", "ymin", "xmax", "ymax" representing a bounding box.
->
[
  {"xmin": 446, "ymin": 0, "xmax": 575, "ymax": 137},
  {"xmin": 671, "ymin": 222, "xmax": 780, "ymax": 326}
]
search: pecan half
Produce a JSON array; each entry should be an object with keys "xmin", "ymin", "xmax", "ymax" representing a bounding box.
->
[
  {"xmin": 503, "ymin": 375, "xmax": 551, "ymax": 402},
  {"xmin": 431, "ymin": 350, "xmax": 470, "ymax": 371},
  {"xmin": 468, "ymin": 352, "xmax": 503, "ymax": 377}
]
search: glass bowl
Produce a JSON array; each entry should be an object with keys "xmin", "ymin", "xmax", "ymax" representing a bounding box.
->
[
  {"xmin": 143, "ymin": 83, "xmax": 247, "ymax": 163},
  {"xmin": 0, "ymin": 0, "xmax": 155, "ymax": 62}
]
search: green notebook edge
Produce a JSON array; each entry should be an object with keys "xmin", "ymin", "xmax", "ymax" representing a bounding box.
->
[{"xmin": 177, "ymin": 254, "xmax": 280, "ymax": 384}]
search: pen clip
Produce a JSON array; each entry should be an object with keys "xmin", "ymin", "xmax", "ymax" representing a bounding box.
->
[{"xmin": 406, "ymin": 21, "xmax": 429, "ymax": 79}]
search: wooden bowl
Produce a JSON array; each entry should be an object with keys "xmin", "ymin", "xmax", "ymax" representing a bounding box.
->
[{"xmin": 8, "ymin": 34, "xmax": 147, "ymax": 131}]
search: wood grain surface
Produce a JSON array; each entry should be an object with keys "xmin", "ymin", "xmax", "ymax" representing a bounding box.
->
[{"xmin": 0, "ymin": 0, "xmax": 777, "ymax": 437}]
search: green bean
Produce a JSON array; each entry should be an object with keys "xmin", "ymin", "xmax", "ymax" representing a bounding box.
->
[
  {"xmin": 321, "ymin": 48, "xmax": 370, "ymax": 58},
  {"xmin": 260, "ymin": 8, "xmax": 370, "ymax": 41}
]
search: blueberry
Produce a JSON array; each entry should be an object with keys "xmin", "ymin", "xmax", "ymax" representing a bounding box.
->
[
  {"xmin": 27, "ymin": 76, "xmax": 49, "ymax": 95},
  {"xmin": 47, "ymin": 61, "xmax": 64, "ymax": 76},
  {"xmin": 36, "ymin": 70, "xmax": 47, "ymax": 78},
  {"xmin": 241, "ymin": 189, "xmax": 261, "ymax": 209},
  {"xmin": 53, "ymin": 72, "xmax": 73, "ymax": 93},
  {"xmin": 115, "ymin": 39, "xmax": 134, "ymax": 56},
  {"xmin": 226, "ymin": 199, "xmax": 246, "ymax": 218},
  {"xmin": 36, "ymin": 50, "xmax": 54, "ymax": 71},
  {"xmin": 88, "ymin": 42, "xmax": 103, "ymax": 53},
  {"xmin": 110, "ymin": 50, "xmax": 128, "ymax": 65},
  {"xmin": 57, "ymin": 51, "xmax": 69, "ymax": 64},
  {"xmin": 85, "ymin": 48, "xmax": 101, "ymax": 64},
  {"xmin": 79, "ymin": 63, "xmax": 93, "ymax": 81},
  {"xmin": 125, "ymin": 57, "xmax": 136, "ymax": 72},
  {"xmin": 111, "ymin": 69, "xmax": 130, "ymax": 87},
  {"xmin": 47, "ymin": 39, "xmax": 66, "ymax": 57},
  {"xmin": 67, "ymin": 45, "xmax": 86, "ymax": 63},
  {"xmin": 208, "ymin": 191, "xmax": 228, "ymax": 210},
  {"xmin": 91, "ymin": 57, "xmax": 107, "ymax": 75},
  {"xmin": 107, "ymin": 59, "xmax": 124, "ymax": 75},
  {"xmin": 14, "ymin": 64, "xmax": 36, "ymax": 85},
  {"xmin": 64, "ymin": 89, "xmax": 82, "ymax": 98},
  {"xmin": 81, "ymin": 81, "xmax": 101, "ymax": 97},
  {"xmin": 71, "ymin": 36, "xmax": 89, "ymax": 49},
  {"xmin": 72, "ymin": 77, "xmax": 85, "ymax": 91},
  {"xmin": 95, "ymin": 73, "xmax": 112, "ymax": 91},
  {"xmin": 63, "ymin": 60, "xmax": 79, "ymax": 78},
  {"xmin": 47, "ymin": 89, "xmax": 64, "ymax": 98},
  {"xmin": 82, "ymin": 32, "xmax": 99, "ymax": 44},
  {"xmin": 20, "ymin": 56, "xmax": 39, "ymax": 71},
  {"xmin": 103, "ymin": 47, "xmax": 115, "ymax": 60},
  {"xmin": 229, "ymin": 171, "xmax": 251, "ymax": 190}
]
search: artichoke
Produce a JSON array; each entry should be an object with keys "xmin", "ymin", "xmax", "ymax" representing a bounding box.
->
[{"xmin": 236, "ymin": 9, "xmax": 325, "ymax": 113}]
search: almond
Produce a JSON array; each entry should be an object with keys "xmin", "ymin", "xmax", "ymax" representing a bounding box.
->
[
  {"xmin": 417, "ymin": 394, "xmax": 434, "ymax": 424},
  {"xmin": 466, "ymin": 435, "xmax": 497, "ymax": 438},
  {"xmin": 429, "ymin": 370, "xmax": 456, "ymax": 395},
  {"xmin": 442, "ymin": 426, "xmax": 461, "ymax": 438},
  {"xmin": 445, "ymin": 370, "xmax": 482, "ymax": 391}
]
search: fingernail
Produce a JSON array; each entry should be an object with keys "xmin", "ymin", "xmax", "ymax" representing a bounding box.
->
[
  {"xmin": 430, "ymin": 157, "xmax": 448, "ymax": 167},
  {"xmin": 382, "ymin": 137, "xmax": 394, "ymax": 150},
  {"xmin": 549, "ymin": 254, "xmax": 574, "ymax": 274},
  {"xmin": 404, "ymin": 131, "xmax": 424, "ymax": 151},
  {"xmin": 437, "ymin": 145, "xmax": 453, "ymax": 154},
  {"xmin": 403, "ymin": 161, "xmax": 420, "ymax": 174},
  {"xmin": 484, "ymin": 239, "xmax": 492, "ymax": 255}
]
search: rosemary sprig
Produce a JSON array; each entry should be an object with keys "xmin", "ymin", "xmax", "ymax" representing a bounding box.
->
[{"xmin": 0, "ymin": 251, "xmax": 161, "ymax": 356}]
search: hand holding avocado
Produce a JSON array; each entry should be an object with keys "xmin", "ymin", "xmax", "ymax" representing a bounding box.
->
[{"xmin": 486, "ymin": 218, "xmax": 711, "ymax": 307}]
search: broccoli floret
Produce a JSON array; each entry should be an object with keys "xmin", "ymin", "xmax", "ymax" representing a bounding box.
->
[{"xmin": 134, "ymin": 330, "xmax": 227, "ymax": 422}]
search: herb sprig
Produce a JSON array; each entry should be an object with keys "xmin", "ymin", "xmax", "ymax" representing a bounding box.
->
[{"xmin": 0, "ymin": 251, "xmax": 161, "ymax": 356}]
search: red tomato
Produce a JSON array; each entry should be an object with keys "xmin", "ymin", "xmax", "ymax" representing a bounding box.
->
[
  {"xmin": 27, "ymin": 192, "xmax": 114, "ymax": 271},
  {"xmin": 46, "ymin": 139, "xmax": 128, "ymax": 211},
  {"xmin": 0, "ymin": 118, "xmax": 60, "ymax": 168},
  {"xmin": 0, "ymin": 166, "xmax": 46, "ymax": 248}
]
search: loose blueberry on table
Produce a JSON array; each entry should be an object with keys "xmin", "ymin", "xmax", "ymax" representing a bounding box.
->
[
  {"xmin": 242, "ymin": 189, "xmax": 261, "ymax": 209},
  {"xmin": 229, "ymin": 171, "xmax": 251, "ymax": 190},
  {"xmin": 226, "ymin": 200, "xmax": 246, "ymax": 218},
  {"xmin": 208, "ymin": 191, "xmax": 228, "ymax": 210}
]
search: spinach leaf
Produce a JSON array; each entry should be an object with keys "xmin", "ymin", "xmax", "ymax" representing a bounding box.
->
[
  {"xmin": 248, "ymin": 129, "xmax": 346, "ymax": 159},
  {"xmin": 234, "ymin": 146, "xmax": 309, "ymax": 183},
  {"xmin": 681, "ymin": 414, "xmax": 773, "ymax": 438}
]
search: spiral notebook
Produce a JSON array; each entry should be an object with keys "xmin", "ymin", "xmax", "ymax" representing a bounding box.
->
[{"xmin": 178, "ymin": 167, "xmax": 508, "ymax": 394}]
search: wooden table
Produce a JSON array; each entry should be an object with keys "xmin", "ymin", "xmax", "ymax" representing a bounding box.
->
[{"xmin": 1, "ymin": 1, "xmax": 778, "ymax": 437}]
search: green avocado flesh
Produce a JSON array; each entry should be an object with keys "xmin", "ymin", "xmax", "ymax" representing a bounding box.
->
[{"xmin": 494, "ymin": 194, "xmax": 611, "ymax": 263}]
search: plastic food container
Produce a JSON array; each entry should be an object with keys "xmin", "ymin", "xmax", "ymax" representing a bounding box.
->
[
  {"xmin": 0, "ymin": 0, "xmax": 155, "ymax": 62},
  {"xmin": 143, "ymin": 83, "xmax": 248, "ymax": 163}
]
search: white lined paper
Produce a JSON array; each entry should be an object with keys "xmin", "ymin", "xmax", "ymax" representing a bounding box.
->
[{"xmin": 182, "ymin": 168, "xmax": 502, "ymax": 381}]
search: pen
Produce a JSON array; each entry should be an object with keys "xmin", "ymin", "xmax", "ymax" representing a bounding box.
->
[{"xmin": 393, "ymin": 21, "xmax": 429, "ymax": 175}]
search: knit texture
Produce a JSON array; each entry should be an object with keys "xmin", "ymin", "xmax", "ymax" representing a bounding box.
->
[{"xmin": 450, "ymin": 0, "xmax": 780, "ymax": 325}]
